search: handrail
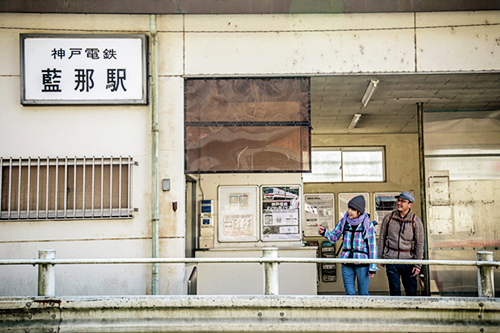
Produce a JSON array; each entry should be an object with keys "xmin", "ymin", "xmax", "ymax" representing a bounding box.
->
[
  {"xmin": 1, "ymin": 257, "xmax": 498, "ymax": 266},
  {"xmin": 0, "ymin": 248, "xmax": 497, "ymax": 297}
]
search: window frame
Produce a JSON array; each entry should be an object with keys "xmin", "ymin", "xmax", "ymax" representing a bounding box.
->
[{"xmin": 303, "ymin": 147, "xmax": 386, "ymax": 183}]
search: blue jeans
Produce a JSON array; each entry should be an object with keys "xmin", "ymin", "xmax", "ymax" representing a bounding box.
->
[
  {"xmin": 385, "ymin": 264, "xmax": 418, "ymax": 296},
  {"xmin": 341, "ymin": 264, "xmax": 370, "ymax": 295}
]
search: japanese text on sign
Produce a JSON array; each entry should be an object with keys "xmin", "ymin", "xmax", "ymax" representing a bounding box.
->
[{"xmin": 21, "ymin": 34, "xmax": 147, "ymax": 104}]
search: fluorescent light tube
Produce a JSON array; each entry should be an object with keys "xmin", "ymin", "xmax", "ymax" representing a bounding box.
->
[
  {"xmin": 361, "ymin": 79, "xmax": 379, "ymax": 107},
  {"xmin": 348, "ymin": 113, "xmax": 362, "ymax": 131}
]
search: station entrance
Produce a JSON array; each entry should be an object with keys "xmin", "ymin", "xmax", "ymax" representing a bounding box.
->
[{"xmin": 185, "ymin": 73, "xmax": 500, "ymax": 296}]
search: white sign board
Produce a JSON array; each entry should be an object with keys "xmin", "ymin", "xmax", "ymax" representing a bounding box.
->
[
  {"xmin": 261, "ymin": 185, "xmax": 301, "ymax": 241},
  {"xmin": 21, "ymin": 34, "xmax": 148, "ymax": 105},
  {"xmin": 304, "ymin": 193, "xmax": 334, "ymax": 237},
  {"xmin": 218, "ymin": 186, "xmax": 259, "ymax": 242}
]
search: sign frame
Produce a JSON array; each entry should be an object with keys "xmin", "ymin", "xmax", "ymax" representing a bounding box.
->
[
  {"xmin": 338, "ymin": 192, "xmax": 370, "ymax": 221},
  {"xmin": 304, "ymin": 193, "xmax": 335, "ymax": 237},
  {"xmin": 218, "ymin": 185, "xmax": 259, "ymax": 243},
  {"xmin": 20, "ymin": 34, "xmax": 148, "ymax": 105},
  {"xmin": 261, "ymin": 185, "xmax": 301, "ymax": 241}
]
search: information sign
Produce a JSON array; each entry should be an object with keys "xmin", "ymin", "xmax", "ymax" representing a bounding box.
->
[
  {"xmin": 218, "ymin": 186, "xmax": 259, "ymax": 242},
  {"xmin": 21, "ymin": 34, "xmax": 147, "ymax": 105},
  {"xmin": 304, "ymin": 193, "xmax": 335, "ymax": 237},
  {"xmin": 261, "ymin": 185, "xmax": 301, "ymax": 241}
]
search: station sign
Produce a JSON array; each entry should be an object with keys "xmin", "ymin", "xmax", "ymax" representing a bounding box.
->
[{"xmin": 20, "ymin": 34, "xmax": 148, "ymax": 105}]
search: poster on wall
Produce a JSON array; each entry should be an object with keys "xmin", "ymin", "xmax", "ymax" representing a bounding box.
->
[
  {"xmin": 261, "ymin": 185, "xmax": 301, "ymax": 241},
  {"xmin": 20, "ymin": 34, "xmax": 148, "ymax": 105},
  {"xmin": 373, "ymin": 192, "xmax": 402, "ymax": 236},
  {"xmin": 338, "ymin": 193, "xmax": 370, "ymax": 221},
  {"xmin": 218, "ymin": 186, "xmax": 259, "ymax": 242},
  {"xmin": 373, "ymin": 192, "xmax": 400, "ymax": 223},
  {"xmin": 304, "ymin": 194, "xmax": 335, "ymax": 237}
]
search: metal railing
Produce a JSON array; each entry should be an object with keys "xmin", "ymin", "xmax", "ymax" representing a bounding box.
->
[{"xmin": 1, "ymin": 248, "xmax": 498, "ymax": 297}]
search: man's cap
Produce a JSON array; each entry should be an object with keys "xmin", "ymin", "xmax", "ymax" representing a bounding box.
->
[
  {"xmin": 348, "ymin": 195, "xmax": 365, "ymax": 214},
  {"xmin": 396, "ymin": 191, "xmax": 415, "ymax": 203}
]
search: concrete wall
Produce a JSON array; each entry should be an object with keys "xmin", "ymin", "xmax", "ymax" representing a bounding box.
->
[
  {"xmin": 182, "ymin": 11, "xmax": 500, "ymax": 75},
  {"xmin": 0, "ymin": 14, "xmax": 185, "ymax": 296},
  {"xmin": 2, "ymin": 295, "xmax": 499, "ymax": 333},
  {"xmin": 1, "ymin": 10, "xmax": 499, "ymax": 296}
]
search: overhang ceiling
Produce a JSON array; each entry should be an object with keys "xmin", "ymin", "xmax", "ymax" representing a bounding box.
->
[
  {"xmin": 310, "ymin": 73, "xmax": 500, "ymax": 135},
  {"xmin": 1, "ymin": 0, "xmax": 499, "ymax": 14}
]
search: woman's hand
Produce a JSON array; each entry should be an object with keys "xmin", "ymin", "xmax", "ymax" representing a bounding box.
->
[{"xmin": 315, "ymin": 222, "xmax": 326, "ymax": 236}]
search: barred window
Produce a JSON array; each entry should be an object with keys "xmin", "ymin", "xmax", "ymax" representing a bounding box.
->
[{"xmin": 0, "ymin": 156, "xmax": 135, "ymax": 220}]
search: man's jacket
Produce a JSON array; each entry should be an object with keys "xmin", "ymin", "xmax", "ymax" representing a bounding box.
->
[{"xmin": 377, "ymin": 210, "xmax": 424, "ymax": 269}]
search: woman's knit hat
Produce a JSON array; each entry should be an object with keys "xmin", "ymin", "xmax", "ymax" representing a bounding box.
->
[{"xmin": 348, "ymin": 195, "xmax": 365, "ymax": 214}]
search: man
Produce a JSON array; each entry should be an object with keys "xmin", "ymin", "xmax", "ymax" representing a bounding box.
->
[{"xmin": 377, "ymin": 191, "xmax": 424, "ymax": 296}]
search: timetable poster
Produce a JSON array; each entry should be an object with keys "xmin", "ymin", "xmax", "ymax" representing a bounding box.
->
[
  {"xmin": 304, "ymin": 194, "xmax": 334, "ymax": 237},
  {"xmin": 218, "ymin": 186, "xmax": 259, "ymax": 242},
  {"xmin": 261, "ymin": 186, "xmax": 301, "ymax": 241},
  {"xmin": 373, "ymin": 192, "xmax": 400, "ymax": 236}
]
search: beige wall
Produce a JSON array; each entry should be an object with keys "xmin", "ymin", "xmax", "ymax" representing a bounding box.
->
[{"xmin": 0, "ymin": 13, "xmax": 186, "ymax": 296}]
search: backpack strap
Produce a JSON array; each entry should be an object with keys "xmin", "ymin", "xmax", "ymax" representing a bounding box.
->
[
  {"xmin": 342, "ymin": 223, "xmax": 369, "ymax": 257},
  {"xmin": 334, "ymin": 221, "xmax": 348, "ymax": 257},
  {"xmin": 411, "ymin": 213, "xmax": 416, "ymax": 252},
  {"xmin": 411, "ymin": 213, "xmax": 416, "ymax": 238},
  {"xmin": 384, "ymin": 211, "xmax": 397, "ymax": 240}
]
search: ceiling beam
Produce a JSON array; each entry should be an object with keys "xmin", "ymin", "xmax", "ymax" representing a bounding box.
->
[{"xmin": 2, "ymin": 0, "xmax": 500, "ymax": 15}]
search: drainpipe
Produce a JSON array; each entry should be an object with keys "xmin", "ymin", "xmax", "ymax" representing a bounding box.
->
[
  {"xmin": 150, "ymin": 14, "xmax": 160, "ymax": 295},
  {"xmin": 417, "ymin": 102, "xmax": 430, "ymax": 296}
]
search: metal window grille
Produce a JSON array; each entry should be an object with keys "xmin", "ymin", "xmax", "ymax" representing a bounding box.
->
[{"xmin": 0, "ymin": 156, "xmax": 135, "ymax": 220}]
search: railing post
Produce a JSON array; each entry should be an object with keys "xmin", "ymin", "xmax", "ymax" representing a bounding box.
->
[
  {"xmin": 262, "ymin": 247, "xmax": 279, "ymax": 295},
  {"xmin": 477, "ymin": 251, "xmax": 494, "ymax": 297},
  {"xmin": 38, "ymin": 249, "xmax": 56, "ymax": 296}
]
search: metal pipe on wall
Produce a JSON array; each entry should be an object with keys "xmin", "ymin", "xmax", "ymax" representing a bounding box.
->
[
  {"xmin": 417, "ymin": 102, "xmax": 430, "ymax": 296},
  {"xmin": 150, "ymin": 14, "xmax": 160, "ymax": 295}
]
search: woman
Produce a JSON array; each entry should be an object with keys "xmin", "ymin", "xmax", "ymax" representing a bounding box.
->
[{"xmin": 317, "ymin": 195, "xmax": 378, "ymax": 295}]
